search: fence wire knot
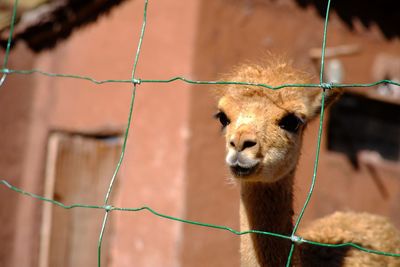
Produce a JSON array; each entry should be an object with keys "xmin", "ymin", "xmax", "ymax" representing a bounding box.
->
[
  {"xmin": 132, "ymin": 78, "xmax": 141, "ymax": 85},
  {"xmin": 1, "ymin": 68, "xmax": 10, "ymax": 74},
  {"xmin": 104, "ymin": 205, "xmax": 114, "ymax": 212},
  {"xmin": 0, "ymin": 68, "xmax": 10, "ymax": 87},
  {"xmin": 320, "ymin": 82, "xmax": 334, "ymax": 90},
  {"xmin": 291, "ymin": 235, "xmax": 304, "ymax": 244}
]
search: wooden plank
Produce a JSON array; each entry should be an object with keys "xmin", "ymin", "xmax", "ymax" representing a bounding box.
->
[{"xmin": 39, "ymin": 133, "xmax": 122, "ymax": 267}]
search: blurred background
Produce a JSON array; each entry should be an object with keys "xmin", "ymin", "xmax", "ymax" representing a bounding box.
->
[{"xmin": 0, "ymin": 0, "xmax": 399, "ymax": 266}]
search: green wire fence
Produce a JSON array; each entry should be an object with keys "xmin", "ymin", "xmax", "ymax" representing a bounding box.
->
[{"xmin": 1, "ymin": 0, "xmax": 400, "ymax": 266}]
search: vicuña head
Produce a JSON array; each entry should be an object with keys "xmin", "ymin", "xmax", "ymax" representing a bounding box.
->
[{"xmin": 215, "ymin": 58, "xmax": 339, "ymax": 183}]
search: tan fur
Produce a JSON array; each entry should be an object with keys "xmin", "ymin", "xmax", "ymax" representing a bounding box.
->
[
  {"xmin": 214, "ymin": 57, "xmax": 400, "ymax": 266},
  {"xmin": 300, "ymin": 212, "xmax": 400, "ymax": 267}
]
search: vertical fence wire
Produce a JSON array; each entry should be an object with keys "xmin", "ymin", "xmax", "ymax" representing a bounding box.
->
[
  {"xmin": 1, "ymin": 0, "xmax": 400, "ymax": 266},
  {"xmin": 97, "ymin": 1, "xmax": 149, "ymax": 266},
  {"xmin": 285, "ymin": 1, "xmax": 333, "ymax": 264},
  {"xmin": 292, "ymin": 0, "xmax": 332, "ymax": 245},
  {"xmin": 0, "ymin": 0, "xmax": 18, "ymax": 87}
]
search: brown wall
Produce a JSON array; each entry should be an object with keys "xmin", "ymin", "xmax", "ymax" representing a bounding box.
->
[
  {"xmin": 0, "ymin": 45, "xmax": 40, "ymax": 267},
  {"xmin": 1, "ymin": 0, "xmax": 399, "ymax": 267},
  {"xmin": 2, "ymin": 0, "xmax": 199, "ymax": 266},
  {"xmin": 182, "ymin": 1, "xmax": 400, "ymax": 266}
]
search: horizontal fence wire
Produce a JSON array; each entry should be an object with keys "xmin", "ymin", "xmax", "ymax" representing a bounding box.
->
[
  {"xmin": 1, "ymin": 68, "xmax": 400, "ymax": 89},
  {"xmin": 1, "ymin": 0, "xmax": 400, "ymax": 266},
  {"xmin": 3, "ymin": 178, "xmax": 400, "ymax": 259}
]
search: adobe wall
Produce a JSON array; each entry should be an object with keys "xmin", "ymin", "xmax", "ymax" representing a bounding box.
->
[
  {"xmin": 2, "ymin": 0, "xmax": 200, "ymax": 266},
  {"xmin": 1, "ymin": 0, "xmax": 399, "ymax": 267},
  {"xmin": 183, "ymin": 0, "xmax": 400, "ymax": 266},
  {"xmin": 0, "ymin": 45, "xmax": 40, "ymax": 267}
]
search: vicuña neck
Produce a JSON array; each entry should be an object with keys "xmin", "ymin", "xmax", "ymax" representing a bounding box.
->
[{"xmin": 239, "ymin": 172, "xmax": 295, "ymax": 267}]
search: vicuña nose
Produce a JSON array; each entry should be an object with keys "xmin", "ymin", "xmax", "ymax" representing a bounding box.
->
[{"xmin": 229, "ymin": 137, "xmax": 258, "ymax": 152}]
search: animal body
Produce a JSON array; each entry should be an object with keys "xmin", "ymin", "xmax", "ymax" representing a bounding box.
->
[{"xmin": 214, "ymin": 58, "xmax": 400, "ymax": 267}]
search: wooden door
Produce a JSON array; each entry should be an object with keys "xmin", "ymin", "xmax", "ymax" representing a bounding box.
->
[{"xmin": 39, "ymin": 133, "xmax": 122, "ymax": 267}]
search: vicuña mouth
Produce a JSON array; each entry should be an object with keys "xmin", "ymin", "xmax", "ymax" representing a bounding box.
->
[{"xmin": 230, "ymin": 164, "xmax": 259, "ymax": 177}]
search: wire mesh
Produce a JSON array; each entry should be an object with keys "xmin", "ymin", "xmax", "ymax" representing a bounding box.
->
[{"xmin": 1, "ymin": 0, "xmax": 400, "ymax": 266}]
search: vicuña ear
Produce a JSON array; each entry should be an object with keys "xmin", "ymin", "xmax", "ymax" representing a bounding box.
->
[{"xmin": 307, "ymin": 88, "xmax": 342, "ymax": 120}]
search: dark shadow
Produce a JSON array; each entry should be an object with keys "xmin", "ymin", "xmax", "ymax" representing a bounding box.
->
[
  {"xmin": 327, "ymin": 93, "xmax": 400, "ymax": 168},
  {"xmin": 294, "ymin": 0, "xmax": 400, "ymax": 39},
  {"xmin": 0, "ymin": 0, "xmax": 128, "ymax": 52},
  {"xmin": 299, "ymin": 243, "xmax": 351, "ymax": 267}
]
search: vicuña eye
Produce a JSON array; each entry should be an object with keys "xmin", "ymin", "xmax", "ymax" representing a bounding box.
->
[
  {"xmin": 214, "ymin": 111, "xmax": 231, "ymax": 129},
  {"xmin": 278, "ymin": 113, "xmax": 304, "ymax": 133}
]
